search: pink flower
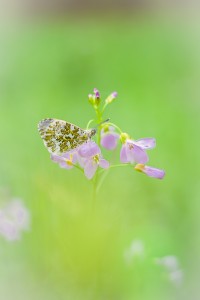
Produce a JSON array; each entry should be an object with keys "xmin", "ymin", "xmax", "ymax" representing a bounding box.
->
[
  {"xmin": 105, "ymin": 91, "xmax": 118, "ymax": 104},
  {"xmin": 51, "ymin": 151, "xmax": 78, "ymax": 169},
  {"xmin": 135, "ymin": 164, "xmax": 165, "ymax": 179},
  {"xmin": 93, "ymin": 88, "xmax": 100, "ymax": 99},
  {"xmin": 78, "ymin": 141, "xmax": 109, "ymax": 179},
  {"xmin": 0, "ymin": 199, "xmax": 30, "ymax": 241},
  {"xmin": 88, "ymin": 88, "xmax": 101, "ymax": 106},
  {"xmin": 100, "ymin": 126, "xmax": 119, "ymax": 150},
  {"xmin": 120, "ymin": 138, "xmax": 156, "ymax": 164}
]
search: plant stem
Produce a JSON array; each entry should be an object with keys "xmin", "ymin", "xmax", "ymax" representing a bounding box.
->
[
  {"xmin": 107, "ymin": 122, "xmax": 123, "ymax": 133},
  {"xmin": 96, "ymin": 164, "xmax": 130, "ymax": 193},
  {"xmin": 86, "ymin": 119, "xmax": 95, "ymax": 129},
  {"xmin": 95, "ymin": 108, "xmax": 102, "ymax": 146},
  {"xmin": 109, "ymin": 163, "xmax": 130, "ymax": 169},
  {"xmin": 72, "ymin": 163, "xmax": 84, "ymax": 172},
  {"xmin": 92, "ymin": 171, "xmax": 98, "ymax": 212},
  {"xmin": 96, "ymin": 169, "xmax": 109, "ymax": 194}
]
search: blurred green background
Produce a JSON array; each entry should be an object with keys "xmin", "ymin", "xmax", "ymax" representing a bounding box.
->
[{"xmin": 0, "ymin": 7, "xmax": 200, "ymax": 300}]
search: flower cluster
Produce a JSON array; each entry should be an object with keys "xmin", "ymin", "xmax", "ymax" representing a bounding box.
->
[
  {"xmin": 0, "ymin": 199, "xmax": 30, "ymax": 241},
  {"xmin": 50, "ymin": 88, "xmax": 165, "ymax": 181},
  {"xmin": 51, "ymin": 141, "xmax": 109, "ymax": 180}
]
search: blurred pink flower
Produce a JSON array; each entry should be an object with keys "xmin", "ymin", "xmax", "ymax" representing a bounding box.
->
[
  {"xmin": 0, "ymin": 199, "xmax": 30, "ymax": 241},
  {"xmin": 101, "ymin": 126, "xmax": 119, "ymax": 150}
]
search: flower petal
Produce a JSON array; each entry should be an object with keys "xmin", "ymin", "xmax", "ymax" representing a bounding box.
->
[
  {"xmin": 78, "ymin": 141, "xmax": 100, "ymax": 158},
  {"xmin": 134, "ymin": 138, "xmax": 156, "ymax": 150},
  {"xmin": 51, "ymin": 154, "xmax": 65, "ymax": 164},
  {"xmin": 120, "ymin": 145, "xmax": 129, "ymax": 163},
  {"xmin": 143, "ymin": 166, "xmax": 165, "ymax": 179},
  {"xmin": 126, "ymin": 143, "xmax": 149, "ymax": 164},
  {"xmin": 135, "ymin": 164, "xmax": 165, "ymax": 179},
  {"xmin": 101, "ymin": 133, "xmax": 119, "ymax": 150},
  {"xmin": 99, "ymin": 158, "xmax": 109, "ymax": 169},
  {"xmin": 84, "ymin": 160, "xmax": 98, "ymax": 180},
  {"xmin": 76, "ymin": 154, "xmax": 86, "ymax": 168},
  {"xmin": 59, "ymin": 161, "xmax": 73, "ymax": 169},
  {"xmin": 51, "ymin": 154, "xmax": 74, "ymax": 169}
]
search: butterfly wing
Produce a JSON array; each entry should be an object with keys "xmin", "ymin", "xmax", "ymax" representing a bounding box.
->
[{"xmin": 38, "ymin": 118, "xmax": 90, "ymax": 155}]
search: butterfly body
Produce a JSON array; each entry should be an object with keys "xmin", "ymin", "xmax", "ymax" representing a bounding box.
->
[{"xmin": 38, "ymin": 118, "xmax": 96, "ymax": 155}]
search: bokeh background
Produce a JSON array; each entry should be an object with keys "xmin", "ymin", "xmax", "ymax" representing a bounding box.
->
[{"xmin": 0, "ymin": 1, "xmax": 200, "ymax": 299}]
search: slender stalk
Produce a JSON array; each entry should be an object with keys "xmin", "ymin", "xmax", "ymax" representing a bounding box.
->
[
  {"xmin": 96, "ymin": 164, "xmax": 130, "ymax": 193},
  {"xmin": 91, "ymin": 106, "xmax": 102, "ymax": 210},
  {"xmin": 95, "ymin": 108, "xmax": 102, "ymax": 146},
  {"xmin": 109, "ymin": 163, "xmax": 130, "ymax": 169},
  {"xmin": 107, "ymin": 122, "xmax": 123, "ymax": 133},
  {"xmin": 86, "ymin": 119, "xmax": 95, "ymax": 129},
  {"xmin": 72, "ymin": 163, "xmax": 84, "ymax": 172},
  {"xmin": 96, "ymin": 169, "xmax": 109, "ymax": 194},
  {"xmin": 92, "ymin": 171, "xmax": 98, "ymax": 212}
]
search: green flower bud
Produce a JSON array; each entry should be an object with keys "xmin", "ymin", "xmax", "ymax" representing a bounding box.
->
[
  {"xmin": 105, "ymin": 92, "xmax": 118, "ymax": 105},
  {"xmin": 120, "ymin": 132, "xmax": 130, "ymax": 144}
]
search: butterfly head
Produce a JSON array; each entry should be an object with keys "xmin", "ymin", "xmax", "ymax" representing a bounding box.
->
[{"xmin": 88, "ymin": 128, "xmax": 97, "ymax": 138}]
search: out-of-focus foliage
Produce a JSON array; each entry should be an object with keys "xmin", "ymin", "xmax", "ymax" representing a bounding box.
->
[{"xmin": 0, "ymin": 15, "xmax": 200, "ymax": 300}]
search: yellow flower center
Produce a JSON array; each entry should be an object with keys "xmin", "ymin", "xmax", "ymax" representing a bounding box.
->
[
  {"xmin": 65, "ymin": 154, "xmax": 73, "ymax": 166},
  {"xmin": 134, "ymin": 164, "xmax": 145, "ymax": 172},
  {"xmin": 93, "ymin": 154, "xmax": 100, "ymax": 163}
]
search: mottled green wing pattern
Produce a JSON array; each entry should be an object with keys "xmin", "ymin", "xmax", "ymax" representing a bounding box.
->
[{"xmin": 38, "ymin": 118, "xmax": 90, "ymax": 155}]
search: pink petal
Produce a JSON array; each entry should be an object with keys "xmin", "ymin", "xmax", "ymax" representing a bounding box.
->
[
  {"xmin": 84, "ymin": 160, "xmax": 98, "ymax": 180},
  {"xmin": 101, "ymin": 133, "xmax": 119, "ymax": 150},
  {"xmin": 135, "ymin": 164, "xmax": 165, "ymax": 179},
  {"xmin": 120, "ymin": 145, "xmax": 129, "ymax": 163},
  {"xmin": 99, "ymin": 159, "xmax": 109, "ymax": 169},
  {"xmin": 78, "ymin": 141, "xmax": 100, "ymax": 158},
  {"xmin": 143, "ymin": 165, "xmax": 165, "ymax": 179},
  {"xmin": 134, "ymin": 138, "xmax": 156, "ymax": 150},
  {"xmin": 126, "ymin": 143, "xmax": 149, "ymax": 164},
  {"xmin": 59, "ymin": 161, "xmax": 73, "ymax": 169},
  {"xmin": 51, "ymin": 154, "xmax": 74, "ymax": 169},
  {"xmin": 51, "ymin": 154, "xmax": 64, "ymax": 164},
  {"xmin": 76, "ymin": 154, "xmax": 86, "ymax": 168},
  {"xmin": 62, "ymin": 151, "xmax": 78, "ymax": 164}
]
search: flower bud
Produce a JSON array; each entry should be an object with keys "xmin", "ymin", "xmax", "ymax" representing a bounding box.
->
[
  {"xmin": 120, "ymin": 132, "xmax": 130, "ymax": 144},
  {"xmin": 105, "ymin": 91, "xmax": 118, "ymax": 105},
  {"xmin": 135, "ymin": 164, "xmax": 165, "ymax": 179},
  {"xmin": 88, "ymin": 94, "xmax": 95, "ymax": 105},
  {"xmin": 88, "ymin": 88, "xmax": 101, "ymax": 107},
  {"xmin": 94, "ymin": 88, "xmax": 100, "ymax": 99}
]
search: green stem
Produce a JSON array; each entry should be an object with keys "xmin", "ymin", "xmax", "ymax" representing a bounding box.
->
[
  {"xmin": 91, "ymin": 106, "xmax": 103, "ymax": 210},
  {"xmin": 107, "ymin": 122, "xmax": 123, "ymax": 134},
  {"xmin": 94, "ymin": 108, "xmax": 102, "ymax": 146},
  {"xmin": 102, "ymin": 103, "xmax": 108, "ymax": 113},
  {"xmin": 72, "ymin": 163, "xmax": 84, "ymax": 172},
  {"xmin": 96, "ymin": 169, "xmax": 109, "ymax": 194},
  {"xmin": 92, "ymin": 170, "xmax": 98, "ymax": 212},
  {"xmin": 86, "ymin": 119, "xmax": 95, "ymax": 129},
  {"xmin": 96, "ymin": 163, "xmax": 131, "ymax": 193},
  {"xmin": 108, "ymin": 163, "xmax": 130, "ymax": 169}
]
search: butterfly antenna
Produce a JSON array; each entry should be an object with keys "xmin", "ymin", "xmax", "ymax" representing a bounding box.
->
[
  {"xmin": 89, "ymin": 119, "xmax": 110, "ymax": 137},
  {"xmin": 96, "ymin": 118, "xmax": 110, "ymax": 128}
]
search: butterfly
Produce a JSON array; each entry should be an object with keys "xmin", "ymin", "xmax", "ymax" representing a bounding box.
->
[{"xmin": 38, "ymin": 118, "xmax": 97, "ymax": 155}]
